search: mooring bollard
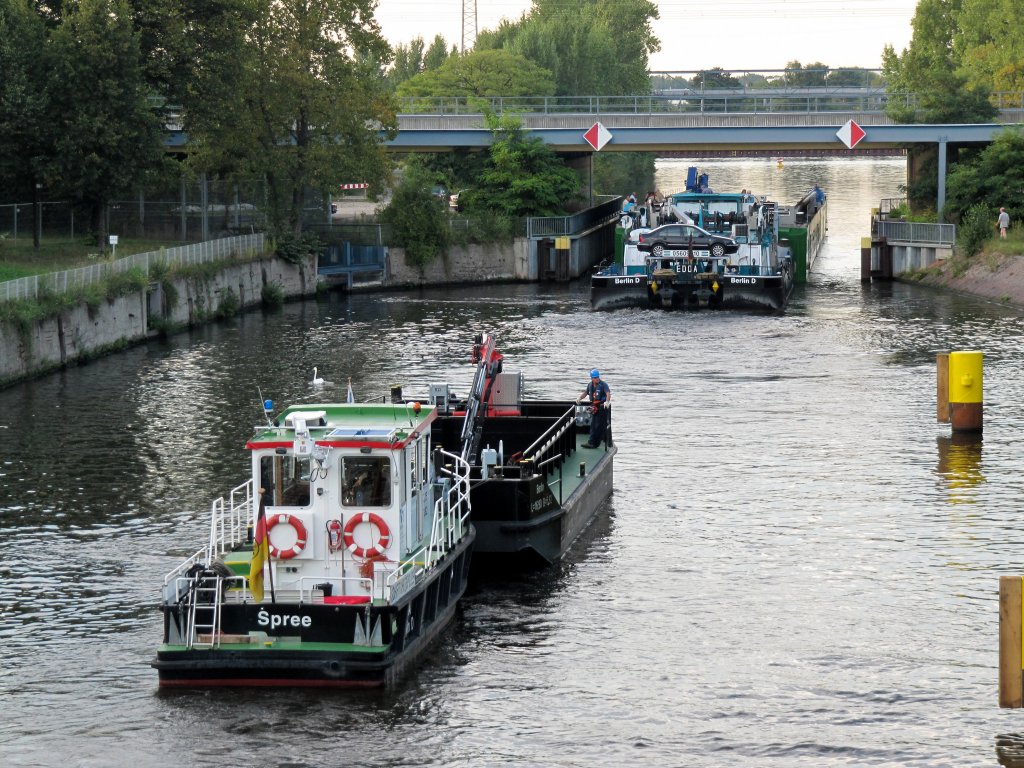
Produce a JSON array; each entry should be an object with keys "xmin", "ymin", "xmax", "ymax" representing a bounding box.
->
[
  {"xmin": 947, "ymin": 350, "xmax": 983, "ymax": 433},
  {"xmin": 1000, "ymin": 576, "xmax": 1023, "ymax": 708}
]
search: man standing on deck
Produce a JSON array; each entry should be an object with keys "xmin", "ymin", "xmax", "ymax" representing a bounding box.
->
[
  {"xmin": 577, "ymin": 369, "xmax": 611, "ymax": 448},
  {"xmin": 998, "ymin": 207, "xmax": 1010, "ymax": 239}
]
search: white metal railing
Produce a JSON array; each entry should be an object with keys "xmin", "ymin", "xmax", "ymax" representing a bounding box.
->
[
  {"xmin": 386, "ymin": 449, "xmax": 471, "ymax": 602},
  {"xmin": 0, "ymin": 233, "xmax": 265, "ymax": 303},
  {"xmin": 877, "ymin": 220, "xmax": 956, "ymax": 245},
  {"xmin": 161, "ymin": 478, "xmax": 254, "ymax": 589},
  {"xmin": 208, "ymin": 479, "xmax": 255, "ymax": 559}
]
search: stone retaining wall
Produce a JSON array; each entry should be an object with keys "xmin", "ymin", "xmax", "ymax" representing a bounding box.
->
[
  {"xmin": 385, "ymin": 240, "xmax": 530, "ymax": 286},
  {"xmin": 0, "ymin": 254, "xmax": 316, "ymax": 387}
]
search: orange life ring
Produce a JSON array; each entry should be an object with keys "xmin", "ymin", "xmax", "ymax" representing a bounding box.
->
[
  {"xmin": 343, "ymin": 512, "xmax": 392, "ymax": 558},
  {"xmin": 266, "ymin": 513, "xmax": 308, "ymax": 559}
]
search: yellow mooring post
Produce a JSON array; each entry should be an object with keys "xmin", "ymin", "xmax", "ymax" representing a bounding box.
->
[
  {"xmin": 1000, "ymin": 576, "xmax": 1023, "ymax": 707},
  {"xmin": 948, "ymin": 350, "xmax": 983, "ymax": 433},
  {"xmin": 936, "ymin": 353, "xmax": 950, "ymax": 423}
]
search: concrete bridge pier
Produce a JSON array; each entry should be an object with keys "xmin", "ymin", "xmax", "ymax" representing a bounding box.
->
[{"xmin": 563, "ymin": 153, "xmax": 594, "ymax": 206}]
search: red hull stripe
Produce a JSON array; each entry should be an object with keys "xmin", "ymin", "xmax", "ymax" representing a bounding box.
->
[{"xmin": 246, "ymin": 439, "xmax": 415, "ymax": 450}]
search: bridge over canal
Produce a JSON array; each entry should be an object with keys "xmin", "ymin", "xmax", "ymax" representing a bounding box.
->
[{"xmin": 385, "ymin": 91, "xmax": 1024, "ymax": 216}]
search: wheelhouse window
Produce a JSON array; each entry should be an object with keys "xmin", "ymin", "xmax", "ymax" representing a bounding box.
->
[
  {"xmin": 260, "ymin": 454, "xmax": 311, "ymax": 507},
  {"xmin": 341, "ymin": 457, "xmax": 391, "ymax": 507}
]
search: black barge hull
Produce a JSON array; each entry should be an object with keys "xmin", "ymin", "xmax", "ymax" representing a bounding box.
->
[
  {"xmin": 591, "ymin": 271, "xmax": 792, "ymax": 312},
  {"xmin": 435, "ymin": 401, "xmax": 615, "ymax": 568}
]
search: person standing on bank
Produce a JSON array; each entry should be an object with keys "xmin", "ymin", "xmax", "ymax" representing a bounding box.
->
[
  {"xmin": 998, "ymin": 207, "xmax": 1010, "ymax": 239},
  {"xmin": 577, "ymin": 369, "xmax": 611, "ymax": 449}
]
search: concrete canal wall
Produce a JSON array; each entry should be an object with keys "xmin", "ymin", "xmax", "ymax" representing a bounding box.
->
[
  {"xmin": 0, "ymin": 254, "xmax": 316, "ymax": 387},
  {"xmin": 385, "ymin": 240, "xmax": 530, "ymax": 286}
]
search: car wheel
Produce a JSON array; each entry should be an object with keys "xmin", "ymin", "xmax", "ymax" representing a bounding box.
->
[
  {"xmin": 652, "ymin": 244, "xmax": 665, "ymax": 257},
  {"xmin": 710, "ymin": 243, "xmax": 726, "ymax": 258}
]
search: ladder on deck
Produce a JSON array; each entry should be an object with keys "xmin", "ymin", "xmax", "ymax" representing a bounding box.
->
[{"xmin": 186, "ymin": 571, "xmax": 223, "ymax": 648}]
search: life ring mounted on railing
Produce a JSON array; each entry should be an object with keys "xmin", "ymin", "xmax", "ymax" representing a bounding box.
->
[
  {"xmin": 266, "ymin": 513, "xmax": 308, "ymax": 559},
  {"xmin": 343, "ymin": 512, "xmax": 392, "ymax": 558}
]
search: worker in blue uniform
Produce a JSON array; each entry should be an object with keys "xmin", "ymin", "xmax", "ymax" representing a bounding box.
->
[{"xmin": 577, "ymin": 369, "xmax": 611, "ymax": 448}]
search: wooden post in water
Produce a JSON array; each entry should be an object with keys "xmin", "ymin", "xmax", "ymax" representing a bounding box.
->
[
  {"xmin": 860, "ymin": 236, "xmax": 872, "ymax": 282},
  {"xmin": 936, "ymin": 353, "xmax": 950, "ymax": 423},
  {"xmin": 1000, "ymin": 576, "xmax": 1023, "ymax": 708}
]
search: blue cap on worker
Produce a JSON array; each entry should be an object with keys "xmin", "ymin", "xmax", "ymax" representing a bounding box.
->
[{"xmin": 590, "ymin": 369, "xmax": 600, "ymax": 378}]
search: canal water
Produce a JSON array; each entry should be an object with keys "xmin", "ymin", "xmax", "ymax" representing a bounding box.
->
[{"xmin": 3, "ymin": 158, "xmax": 1024, "ymax": 767}]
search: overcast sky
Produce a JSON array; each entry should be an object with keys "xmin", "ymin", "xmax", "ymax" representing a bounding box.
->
[{"xmin": 374, "ymin": 0, "xmax": 920, "ymax": 73}]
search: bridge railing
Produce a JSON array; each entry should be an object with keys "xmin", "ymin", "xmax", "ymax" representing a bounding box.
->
[
  {"xmin": 397, "ymin": 94, "xmax": 902, "ymax": 116},
  {"xmin": 876, "ymin": 220, "xmax": 956, "ymax": 245},
  {"xmin": 396, "ymin": 91, "xmax": 1024, "ymax": 119}
]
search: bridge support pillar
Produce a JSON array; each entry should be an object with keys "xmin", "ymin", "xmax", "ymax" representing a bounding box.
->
[
  {"xmin": 937, "ymin": 136, "xmax": 947, "ymax": 222},
  {"xmin": 562, "ymin": 154, "xmax": 593, "ymax": 205}
]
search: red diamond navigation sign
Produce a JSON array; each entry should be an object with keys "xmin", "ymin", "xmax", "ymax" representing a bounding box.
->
[
  {"xmin": 836, "ymin": 119, "xmax": 866, "ymax": 149},
  {"xmin": 583, "ymin": 121, "xmax": 612, "ymax": 151}
]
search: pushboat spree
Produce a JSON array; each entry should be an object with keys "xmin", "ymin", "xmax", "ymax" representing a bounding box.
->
[
  {"xmin": 422, "ymin": 333, "xmax": 616, "ymax": 568},
  {"xmin": 153, "ymin": 398, "xmax": 474, "ymax": 688}
]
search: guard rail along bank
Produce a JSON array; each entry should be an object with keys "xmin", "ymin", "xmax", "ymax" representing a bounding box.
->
[
  {"xmin": 0, "ymin": 234, "xmax": 320, "ymax": 387},
  {"xmin": 861, "ymin": 199, "xmax": 956, "ymax": 282}
]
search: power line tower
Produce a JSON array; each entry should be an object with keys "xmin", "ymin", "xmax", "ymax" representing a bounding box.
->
[{"xmin": 462, "ymin": 0, "xmax": 477, "ymax": 52}]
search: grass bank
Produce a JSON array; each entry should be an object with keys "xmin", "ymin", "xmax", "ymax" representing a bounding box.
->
[
  {"xmin": 906, "ymin": 230, "xmax": 1024, "ymax": 308},
  {"xmin": 0, "ymin": 237, "xmax": 181, "ymax": 281}
]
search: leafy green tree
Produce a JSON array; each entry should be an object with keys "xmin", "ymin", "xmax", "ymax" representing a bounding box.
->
[
  {"xmin": 592, "ymin": 153, "xmax": 655, "ymax": 198},
  {"xmin": 476, "ymin": 0, "xmax": 659, "ymax": 97},
  {"xmin": 470, "ymin": 114, "xmax": 582, "ymax": 217},
  {"xmin": 397, "ymin": 49, "xmax": 555, "ymax": 98},
  {"xmin": 944, "ymin": 128, "xmax": 1024, "ymax": 224},
  {"xmin": 0, "ymin": 0, "xmax": 49, "ymax": 210},
  {"xmin": 882, "ymin": 0, "xmax": 997, "ymax": 123},
  {"xmin": 44, "ymin": 0, "xmax": 169, "ymax": 248},
  {"xmin": 783, "ymin": 61, "xmax": 829, "ymax": 87},
  {"xmin": 380, "ymin": 164, "xmax": 450, "ymax": 269},
  {"xmin": 388, "ymin": 35, "xmax": 454, "ymax": 92},
  {"xmin": 182, "ymin": 0, "xmax": 397, "ymax": 235},
  {"xmin": 389, "ymin": 37, "xmax": 427, "ymax": 91},
  {"xmin": 690, "ymin": 69, "xmax": 743, "ymax": 90},
  {"xmin": 956, "ymin": 202, "xmax": 995, "ymax": 256},
  {"xmin": 423, "ymin": 35, "xmax": 453, "ymax": 71},
  {"xmin": 954, "ymin": 0, "xmax": 1024, "ymax": 92}
]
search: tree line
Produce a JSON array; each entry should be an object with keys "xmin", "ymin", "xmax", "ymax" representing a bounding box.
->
[
  {"xmin": 883, "ymin": 0, "xmax": 1024, "ymax": 230},
  {"xmin": 0, "ymin": 0, "xmax": 396, "ymax": 248}
]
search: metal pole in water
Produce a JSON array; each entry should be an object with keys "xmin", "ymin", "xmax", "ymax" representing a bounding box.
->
[{"xmin": 948, "ymin": 350, "xmax": 983, "ymax": 433}]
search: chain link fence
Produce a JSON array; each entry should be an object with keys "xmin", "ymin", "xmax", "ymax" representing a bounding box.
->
[{"xmin": 0, "ymin": 177, "xmax": 276, "ymax": 244}]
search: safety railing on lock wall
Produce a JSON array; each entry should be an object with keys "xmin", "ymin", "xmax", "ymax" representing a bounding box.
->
[{"xmin": 876, "ymin": 220, "xmax": 956, "ymax": 245}]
